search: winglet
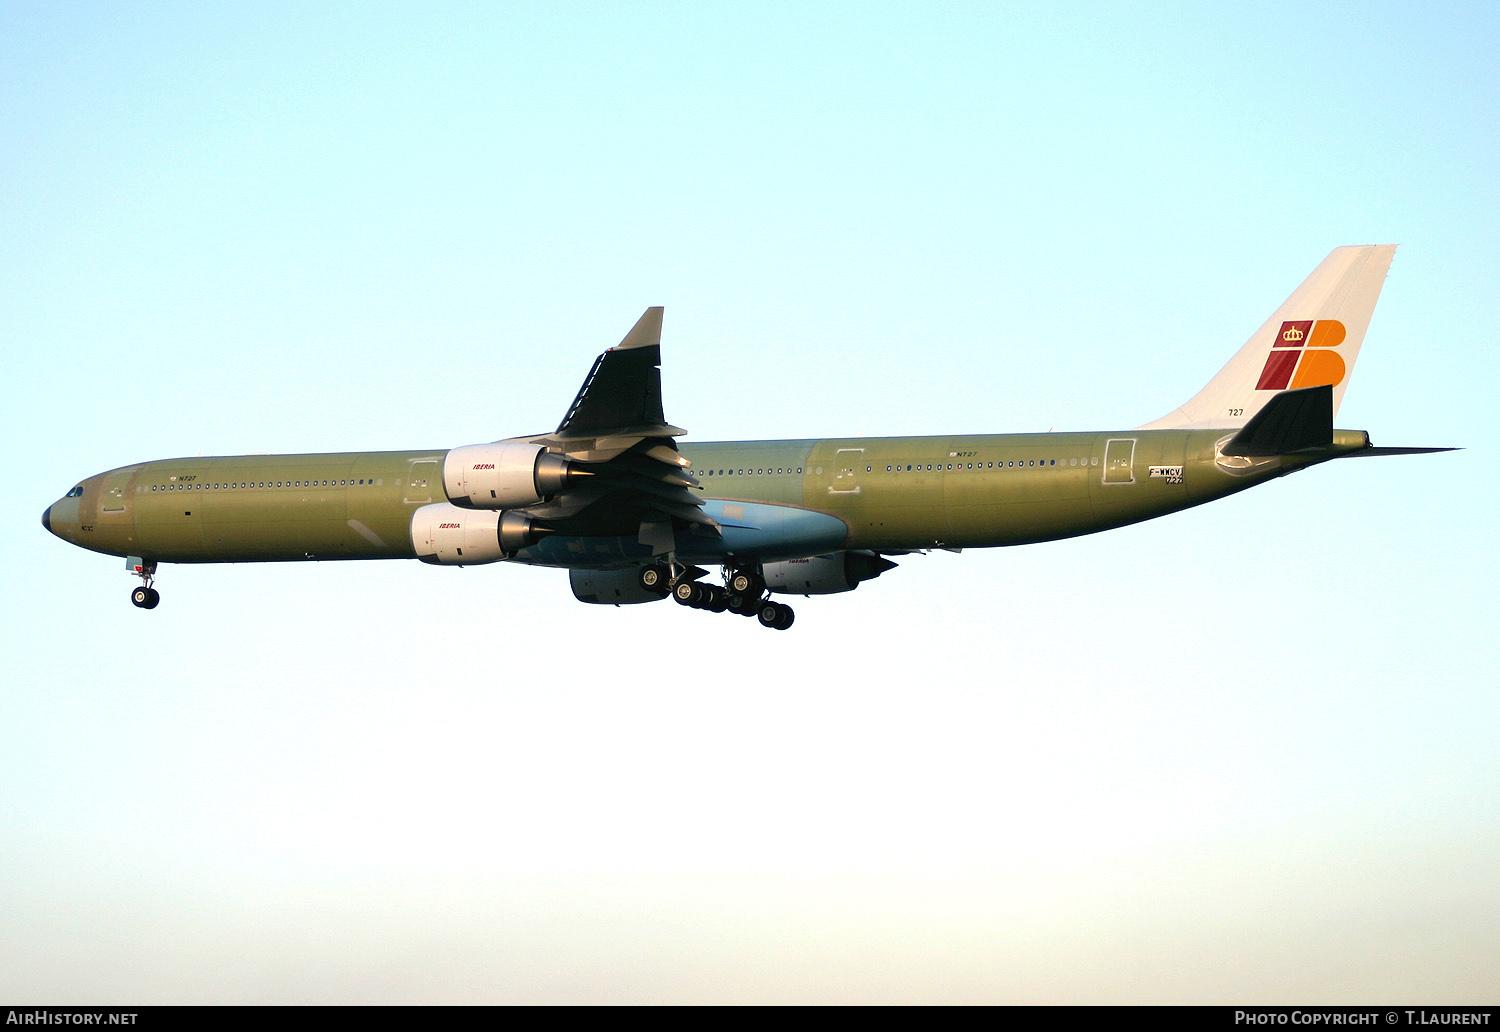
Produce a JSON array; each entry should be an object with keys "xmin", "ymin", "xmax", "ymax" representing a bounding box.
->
[{"xmin": 616, "ymin": 307, "xmax": 664, "ymax": 351}]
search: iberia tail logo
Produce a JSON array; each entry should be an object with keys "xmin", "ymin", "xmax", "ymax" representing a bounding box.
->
[{"xmin": 1255, "ymin": 320, "xmax": 1347, "ymax": 391}]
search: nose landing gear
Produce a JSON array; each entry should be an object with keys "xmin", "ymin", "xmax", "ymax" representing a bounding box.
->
[{"xmin": 128, "ymin": 557, "xmax": 160, "ymax": 609}]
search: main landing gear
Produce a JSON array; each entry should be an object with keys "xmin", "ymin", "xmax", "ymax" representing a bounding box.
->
[
  {"xmin": 638, "ymin": 562, "xmax": 794, "ymax": 630},
  {"xmin": 129, "ymin": 558, "xmax": 160, "ymax": 610}
]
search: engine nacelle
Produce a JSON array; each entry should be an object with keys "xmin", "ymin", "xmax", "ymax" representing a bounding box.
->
[
  {"xmin": 763, "ymin": 551, "xmax": 897, "ymax": 595},
  {"xmin": 410, "ymin": 503, "xmax": 543, "ymax": 565},
  {"xmin": 443, "ymin": 441, "xmax": 578, "ymax": 509},
  {"xmin": 569, "ymin": 568, "xmax": 668, "ymax": 605}
]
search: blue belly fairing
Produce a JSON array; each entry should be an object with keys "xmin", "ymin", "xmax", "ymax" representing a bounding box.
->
[{"xmin": 514, "ymin": 500, "xmax": 849, "ymax": 569}]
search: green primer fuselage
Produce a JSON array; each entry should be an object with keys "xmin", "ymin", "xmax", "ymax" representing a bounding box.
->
[{"xmin": 47, "ymin": 429, "xmax": 1371, "ymax": 565}]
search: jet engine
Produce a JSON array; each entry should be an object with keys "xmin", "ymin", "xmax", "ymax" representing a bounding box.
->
[
  {"xmin": 443, "ymin": 441, "xmax": 582, "ymax": 509},
  {"xmin": 410, "ymin": 502, "xmax": 543, "ymax": 565},
  {"xmin": 569, "ymin": 568, "xmax": 668, "ymax": 605},
  {"xmin": 762, "ymin": 551, "xmax": 897, "ymax": 595}
]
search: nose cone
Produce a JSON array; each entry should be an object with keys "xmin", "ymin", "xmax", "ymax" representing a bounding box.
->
[{"xmin": 42, "ymin": 504, "xmax": 53, "ymax": 535}]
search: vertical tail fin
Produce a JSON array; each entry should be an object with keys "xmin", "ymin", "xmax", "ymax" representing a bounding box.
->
[{"xmin": 1139, "ymin": 245, "xmax": 1396, "ymax": 430}]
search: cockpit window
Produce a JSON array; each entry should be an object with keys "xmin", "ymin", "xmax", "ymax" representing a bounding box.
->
[{"xmin": 66, "ymin": 485, "xmax": 84, "ymax": 498}]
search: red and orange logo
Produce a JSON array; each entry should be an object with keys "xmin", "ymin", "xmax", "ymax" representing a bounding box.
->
[{"xmin": 1255, "ymin": 320, "xmax": 1346, "ymax": 391}]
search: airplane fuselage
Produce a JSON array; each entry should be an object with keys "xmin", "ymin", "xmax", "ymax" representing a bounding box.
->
[{"xmin": 43, "ymin": 428, "xmax": 1371, "ymax": 568}]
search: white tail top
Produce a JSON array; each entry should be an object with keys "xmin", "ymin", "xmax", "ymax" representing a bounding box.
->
[{"xmin": 1139, "ymin": 245, "xmax": 1396, "ymax": 430}]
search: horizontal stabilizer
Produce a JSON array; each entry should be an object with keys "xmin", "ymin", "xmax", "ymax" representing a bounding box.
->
[
  {"xmin": 1221, "ymin": 385, "xmax": 1332, "ymax": 457},
  {"xmin": 1340, "ymin": 446, "xmax": 1460, "ymax": 458}
]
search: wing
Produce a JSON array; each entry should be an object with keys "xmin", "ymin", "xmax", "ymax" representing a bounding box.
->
[{"xmin": 522, "ymin": 308, "xmax": 716, "ymax": 554}]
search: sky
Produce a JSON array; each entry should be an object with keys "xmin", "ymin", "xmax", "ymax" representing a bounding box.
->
[{"xmin": 3, "ymin": 0, "xmax": 1497, "ymax": 1005}]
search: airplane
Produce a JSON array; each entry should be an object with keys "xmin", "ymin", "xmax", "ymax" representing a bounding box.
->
[{"xmin": 42, "ymin": 245, "xmax": 1452, "ymax": 630}]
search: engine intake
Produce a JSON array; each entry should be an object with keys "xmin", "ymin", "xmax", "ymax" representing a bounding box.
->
[{"xmin": 443, "ymin": 441, "xmax": 582, "ymax": 509}]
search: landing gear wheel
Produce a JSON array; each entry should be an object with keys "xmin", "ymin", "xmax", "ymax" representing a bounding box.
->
[
  {"xmin": 702, "ymin": 585, "xmax": 728, "ymax": 612},
  {"xmin": 726, "ymin": 592, "xmax": 758, "ymax": 617},
  {"xmin": 638, "ymin": 564, "xmax": 670, "ymax": 596},
  {"xmin": 728, "ymin": 569, "xmax": 765, "ymax": 598},
  {"xmin": 127, "ymin": 558, "xmax": 160, "ymax": 609},
  {"xmin": 757, "ymin": 600, "xmax": 794, "ymax": 630},
  {"xmin": 672, "ymin": 581, "xmax": 701, "ymax": 606}
]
